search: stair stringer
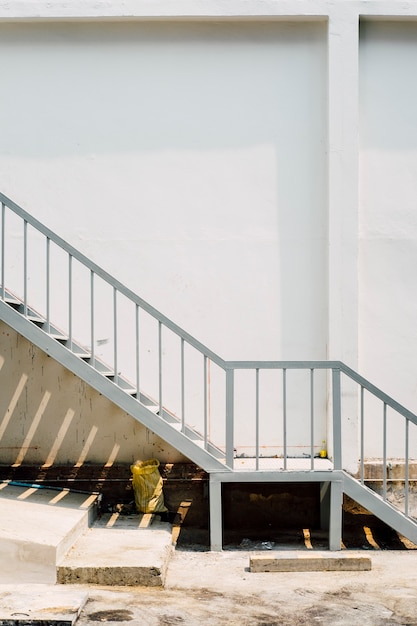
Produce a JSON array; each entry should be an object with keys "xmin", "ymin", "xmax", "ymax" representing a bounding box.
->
[
  {"xmin": 0, "ymin": 299, "xmax": 229, "ymax": 474},
  {"xmin": 343, "ymin": 471, "xmax": 417, "ymax": 545}
]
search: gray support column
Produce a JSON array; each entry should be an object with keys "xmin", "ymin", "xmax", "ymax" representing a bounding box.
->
[
  {"xmin": 329, "ymin": 479, "xmax": 343, "ymax": 551},
  {"xmin": 320, "ymin": 481, "xmax": 331, "ymax": 531},
  {"xmin": 209, "ymin": 476, "xmax": 223, "ymax": 551}
]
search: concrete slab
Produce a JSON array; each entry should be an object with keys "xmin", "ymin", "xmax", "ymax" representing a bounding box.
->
[
  {"xmin": 0, "ymin": 483, "xmax": 97, "ymax": 584},
  {"xmin": 250, "ymin": 551, "xmax": 372, "ymax": 572},
  {"xmin": 57, "ymin": 513, "xmax": 173, "ymax": 587},
  {"xmin": 0, "ymin": 584, "xmax": 88, "ymax": 625}
]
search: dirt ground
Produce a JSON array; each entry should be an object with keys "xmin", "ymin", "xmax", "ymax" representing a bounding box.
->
[{"xmin": 75, "ymin": 547, "xmax": 417, "ymax": 626}]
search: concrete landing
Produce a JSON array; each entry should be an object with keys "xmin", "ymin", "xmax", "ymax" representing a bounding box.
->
[
  {"xmin": 0, "ymin": 482, "xmax": 97, "ymax": 584},
  {"xmin": 57, "ymin": 512, "xmax": 173, "ymax": 587},
  {"xmin": 250, "ymin": 551, "xmax": 372, "ymax": 572},
  {"xmin": 0, "ymin": 585, "xmax": 87, "ymax": 625}
]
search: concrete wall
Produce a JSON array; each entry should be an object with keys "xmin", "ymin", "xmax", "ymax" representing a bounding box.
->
[
  {"xmin": 0, "ymin": 20, "xmax": 327, "ymax": 361},
  {"xmin": 359, "ymin": 20, "xmax": 417, "ymax": 457},
  {"xmin": 0, "ymin": 321, "xmax": 185, "ymax": 465},
  {"xmin": 0, "ymin": 1, "xmax": 417, "ymax": 466}
]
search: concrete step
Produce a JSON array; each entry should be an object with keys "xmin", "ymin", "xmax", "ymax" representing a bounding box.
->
[
  {"xmin": 0, "ymin": 584, "xmax": 88, "ymax": 625},
  {"xmin": 57, "ymin": 512, "xmax": 173, "ymax": 587},
  {"xmin": 0, "ymin": 482, "xmax": 98, "ymax": 584}
]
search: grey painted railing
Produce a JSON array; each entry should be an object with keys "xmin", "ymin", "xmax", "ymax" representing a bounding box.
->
[{"xmin": 1, "ymin": 191, "xmax": 417, "ymax": 525}]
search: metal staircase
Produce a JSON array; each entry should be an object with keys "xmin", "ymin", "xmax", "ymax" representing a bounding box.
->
[{"xmin": 1, "ymin": 191, "xmax": 417, "ymax": 551}]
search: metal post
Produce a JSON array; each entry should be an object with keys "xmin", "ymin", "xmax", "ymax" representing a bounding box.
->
[
  {"xmin": 360, "ymin": 386, "xmax": 364, "ymax": 484},
  {"xmin": 255, "ymin": 368, "xmax": 259, "ymax": 470},
  {"xmin": 209, "ymin": 476, "xmax": 223, "ymax": 551},
  {"xmin": 320, "ymin": 481, "xmax": 330, "ymax": 530},
  {"xmin": 405, "ymin": 419, "xmax": 409, "ymax": 517},
  {"xmin": 113, "ymin": 287, "xmax": 118, "ymax": 385},
  {"xmin": 23, "ymin": 220, "xmax": 27, "ymax": 316},
  {"xmin": 158, "ymin": 320, "xmax": 162, "ymax": 415},
  {"xmin": 329, "ymin": 479, "xmax": 343, "ymax": 550},
  {"xmin": 46, "ymin": 238, "xmax": 51, "ymax": 333},
  {"xmin": 204, "ymin": 355, "xmax": 208, "ymax": 448},
  {"xmin": 283, "ymin": 368, "xmax": 287, "ymax": 470},
  {"xmin": 181, "ymin": 338, "xmax": 185, "ymax": 432},
  {"xmin": 90, "ymin": 271, "xmax": 95, "ymax": 365},
  {"xmin": 225, "ymin": 368, "xmax": 234, "ymax": 469},
  {"xmin": 1, "ymin": 203, "xmax": 5, "ymax": 300},
  {"xmin": 383, "ymin": 403, "xmax": 387, "ymax": 501},
  {"xmin": 310, "ymin": 368, "xmax": 314, "ymax": 469},
  {"xmin": 68, "ymin": 254, "xmax": 73, "ymax": 349},
  {"xmin": 332, "ymin": 368, "xmax": 342, "ymax": 470},
  {"xmin": 135, "ymin": 303, "xmax": 140, "ymax": 400}
]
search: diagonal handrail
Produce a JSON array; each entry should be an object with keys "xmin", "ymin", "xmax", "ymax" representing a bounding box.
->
[
  {"xmin": 1, "ymin": 189, "xmax": 417, "ymax": 532},
  {"xmin": 0, "ymin": 191, "xmax": 226, "ymax": 369}
]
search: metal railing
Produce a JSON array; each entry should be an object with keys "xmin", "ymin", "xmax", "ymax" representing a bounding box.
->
[{"xmin": 1, "ymin": 191, "xmax": 417, "ymax": 525}]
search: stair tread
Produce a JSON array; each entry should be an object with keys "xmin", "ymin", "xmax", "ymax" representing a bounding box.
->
[{"xmin": 57, "ymin": 513, "xmax": 173, "ymax": 586}]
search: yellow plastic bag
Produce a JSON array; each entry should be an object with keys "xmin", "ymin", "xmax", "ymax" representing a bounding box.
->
[{"xmin": 130, "ymin": 459, "xmax": 167, "ymax": 514}]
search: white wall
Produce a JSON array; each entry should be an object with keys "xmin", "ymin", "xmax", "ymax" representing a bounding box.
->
[
  {"xmin": 359, "ymin": 21, "xmax": 417, "ymax": 456},
  {"xmin": 2, "ymin": 6, "xmax": 417, "ymax": 464},
  {"xmin": 0, "ymin": 21, "xmax": 327, "ymax": 362}
]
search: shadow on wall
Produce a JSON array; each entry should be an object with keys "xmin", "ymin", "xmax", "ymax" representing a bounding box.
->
[{"xmin": 0, "ymin": 322, "xmax": 185, "ymax": 468}]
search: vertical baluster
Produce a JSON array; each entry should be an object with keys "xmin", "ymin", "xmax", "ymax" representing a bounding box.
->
[
  {"xmin": 181, "ymin": 338, "xmax": 185, "ymax": 432},
  {"xmin": 46, "ymin": 238, "xmax": 51, "ymax": 333},
  {"xmin": 332, "ymin": 368, "xmax": 342, "ymax": 470},
  {"xmin": 113, "ymin": 287, "xmax": 118, "ymax": 385},
  {"xmin": 135, "ymin": 304, "xmax": 140, "ymax": 400},
  {"xmin": 23, "ymin": 220, "xmax": 28, "ymax": 316},
  {"xmin": 255, "ymin": 368, "xmax": 260, "ymax": 471},
  {"xmin": 158, "ymin": 321, "xmax": 162, "ymax": 415},
  {"xmin": 90, "ymin": 271, "xmax": 95, "ymax": 365},
  {"xmin": 405, "ymin": 419, "xmax": 409, "ymax": 517},
  {"xmin": 225, "ymin": 368, "xmax": 234, "ymax": 469},
  {"xmin": 68, "ymin": 254, "xmax": 73, "ymax": 349},
  {"xmin": 360, "ymin": 386, "xmax": 365, "ymax": 485},
  {"xmin": 283, "ymin": 368, "xmax": 287, "ymax": 470},
  {"xmin": 204, "ymin": 355, "xmax": 208, "ymax": 449},
  {"xmin": 383, "ymin": 402, "xmax": 387, "ymax": 501},
  {"xmin": 1, "ymin": 203, "xmax": 5, "ymax": 300},
  {"xmin": 310, "ymin": 368, "xmax": 314, "ymax": 470}
]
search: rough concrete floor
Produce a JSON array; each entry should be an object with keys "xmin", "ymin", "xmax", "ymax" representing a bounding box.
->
[{"xmin": 69, "ymin": 548, "xmax": 417, "ymax": 626}]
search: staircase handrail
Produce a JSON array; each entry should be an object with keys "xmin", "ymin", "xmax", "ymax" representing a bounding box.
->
[{"xmin": 0, "ymin": 191, "xmax": 226, "ymax": 369}]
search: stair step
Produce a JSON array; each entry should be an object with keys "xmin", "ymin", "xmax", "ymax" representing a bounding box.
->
[
  {"xmin": 0, "ymin": 482, "xmax": 98, "ymax": 584},
  {"xmin": 1, "ymin": 289, "xmax": 21, "ymax": 306},
  {"xmin": 57, "ymin": 513, "xmax": 173, "ymax": 586},
  {"xmin": 0, "ymin": 286, "xmax": 230, "ymax": 473},
  {"xmin": 0, "ymin": 586, "xmax": 88, "ymax": 625}
]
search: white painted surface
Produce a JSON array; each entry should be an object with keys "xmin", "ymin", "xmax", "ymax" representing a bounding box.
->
[
  {"xmin": 0, "ymin": 20, "xmax": 329, "ymax": 459},
  {"xmin": 0, "ymin": 20, "xmax": 327, "ymax": 361},
  {"xmin": 359, "ymin": 20, "xmax": 417, "ymax": 457},
  {"xmin": 0, "ymin": 3, "xmax": 417, "ymax": 466}
]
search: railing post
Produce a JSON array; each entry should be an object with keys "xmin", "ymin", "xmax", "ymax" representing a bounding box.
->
[
  {"xmin": 181, "ymin": 338, "xmax": 185, "ymax": 433},
  {"xmin": 68, "ymin": 254, "xmax": 73, "ymax": 350},
  {"xmin": 23, "ymin": 220, "xmax": 28, "ymax": 316},
  {"xmin": 1, "ymin": 202, "xmax": 4, "ymax": 300},
  {"xmin": 225, "ymin": 367, "xmax": 234, "ymax": 469},
  {"xmin": 46, "ymin": 237, "xmax": 51, "ymax": 333},
  {"xmin": 204, "ymin": 355, "xmax": 208, "ymax": 449},
  {"xmin": 113, "ymin": 286, "xmax": 118, "ymax": 385},
  {"xmin": 332, "ymin": 367, "xmax": 342, "ymax": 470},
  {"xmin": 90, "ymin": 271, "xmax": 95, "ymax": 364}
]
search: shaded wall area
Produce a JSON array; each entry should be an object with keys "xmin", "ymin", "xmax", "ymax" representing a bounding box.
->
[{"xmin": 0, "ymin": 321, "xmax": 186, "ymax": 467}]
